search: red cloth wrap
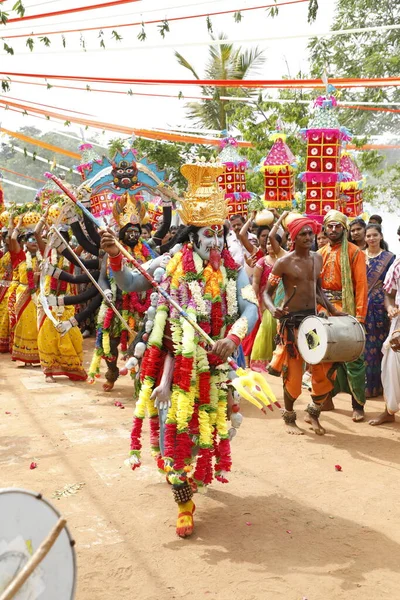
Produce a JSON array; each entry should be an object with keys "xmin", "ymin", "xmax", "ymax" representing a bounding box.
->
[
  {"xmin": 109, "ymin": 252, "xmax": 123, "ymax": 272},
  {"xmin": 287, "ymin": 217, "xmax": 321, "ymax": 241}
]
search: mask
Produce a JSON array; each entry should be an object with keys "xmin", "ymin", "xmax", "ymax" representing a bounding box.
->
[{"xmin": 190, "ymin": 225, "xmax": 224, "ymax": 264}]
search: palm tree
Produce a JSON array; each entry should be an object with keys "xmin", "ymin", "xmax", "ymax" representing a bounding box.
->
[{"xmin": 175, "ymin": 33, "xmax": 265, "ymax": 131}]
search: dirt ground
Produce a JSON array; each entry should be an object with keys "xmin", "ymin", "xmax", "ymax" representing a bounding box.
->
[{"xmin": 1, "ymin": 342, "xmax": 399, "ymax": 600}]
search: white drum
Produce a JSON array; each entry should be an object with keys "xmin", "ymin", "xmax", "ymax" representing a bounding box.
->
[
  {"xmin": 297, "ymin": 315, "xmax": 365, "ymax": 365},
  {"xmin": 0, "ymin": 488, "xmax": 76, "ymax": 599}
]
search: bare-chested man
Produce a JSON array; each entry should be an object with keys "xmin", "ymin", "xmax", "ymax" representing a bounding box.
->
[{"xmin": 264, "ymin": 217, "xmax": 344, "ymax": 436}]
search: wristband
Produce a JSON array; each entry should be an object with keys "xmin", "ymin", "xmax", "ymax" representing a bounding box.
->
[
  {"xmin": 109, "ymin": 252, "xmax": 123, "ymax": 272},
  {"xmin": 58, "ymin": 296, "xmax": 65, "ymax": 306},
  {"xmin": 69, "ymin": 316, "xmax": 78, "ymax": 327},
  {"xmin": 227, "ymin": 334, "xmax": 241, "ymax": 347}
]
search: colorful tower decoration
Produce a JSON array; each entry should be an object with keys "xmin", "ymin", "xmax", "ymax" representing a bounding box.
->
[
  {"xmin": 217, "ymin": 135, "xmax": 251, "ymax": 218},
  {"xmin": 301, "ymin": 93, "xmax": 352, "ymax": 222},
  {"xmin": 0, "ymin": 174, "xmax": 4, "ymax": 207},
  {"xmin": 261, "ymin": 132, "xmax": 297, "ymax": 208},
  {"xmin": 339, "ymin": 151, "xmax": 364, "ymax": 218}
]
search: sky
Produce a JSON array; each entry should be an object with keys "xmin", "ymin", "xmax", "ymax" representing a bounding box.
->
[{"xmin": 0, "ymin": 0, "xmax": 336, "ymax": 139}]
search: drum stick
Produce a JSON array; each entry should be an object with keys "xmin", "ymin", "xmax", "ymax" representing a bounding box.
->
[
  {"xmin": 0, "ymin": 517, "xmax": 67, "ymax": 600},
  {"xmin": 281, "ymin": 285, "xmax": 297, "ymax": 310}
]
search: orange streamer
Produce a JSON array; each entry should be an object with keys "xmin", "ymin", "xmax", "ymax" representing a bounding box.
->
[
  {"xmin": 0, "ymin": 127, "xmax": 81, "ymax": 159},
  {"xmin": 0, "ymin": 99, "xmax": 251, "ymax": 147},
  {"xmin": 6, "ymin": 0, "xmax": 141, "ymax": 23},
  {"xmin": 0, "ymin": 167, "xmax": 46, "ymax": 183}
]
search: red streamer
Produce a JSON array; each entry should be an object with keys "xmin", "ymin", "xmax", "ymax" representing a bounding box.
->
[
  {"xmin": 3, "ymin": 0, "xmax": 308, "ymax": 40},
  {"xmin": 6, "ymin": 0, "xmax": 141, "ymax": 24},
  {"xmin": 1, "ymin": 72, "xmax": 399, "ymax": 89},
  {"xmin": 0, "ymin": 167, "xmax": 45, "ymax": 183}
]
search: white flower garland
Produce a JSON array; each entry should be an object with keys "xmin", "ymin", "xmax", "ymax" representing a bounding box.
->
[
  {"xmin": 226, "ymin": 278, "xmax": 239, "ymax": 317},
  {"xmin": 187, "ymin": 280, "xmax": 207, "ymax": 317}
]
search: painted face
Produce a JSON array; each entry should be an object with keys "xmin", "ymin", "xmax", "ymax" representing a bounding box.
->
[
  {"xmin": 191, "ymin": 225, "xmax": 224, "ymax": 261},
  {"xmin": 325, "ymin": 221, "xmax": 344, "ymax": 242},
  {"xmin": 123, "ymin": 225, "xmax": 140, "ymax": 247},
  {"xmin": 25, "ymin": 236, "xmax": 38, "ymax": 253}
]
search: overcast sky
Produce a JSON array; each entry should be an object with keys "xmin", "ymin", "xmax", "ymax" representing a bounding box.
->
[{"xmin": 0, "ymin": 0, "xmax": 336, "ymax": 138}]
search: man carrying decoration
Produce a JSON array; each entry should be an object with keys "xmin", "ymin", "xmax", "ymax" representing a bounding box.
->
[
  {"xmin": 100, "ymin": 158, "xmax": 259, "ymax": 538},
  {"xmin": 319, "ymin": 210, "xmax": 368, "ymax": 421},
  {"xmin": 265, "ymin": 217, "xmax": 344, "ymax": 435}
]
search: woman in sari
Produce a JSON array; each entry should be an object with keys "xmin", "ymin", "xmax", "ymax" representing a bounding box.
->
[
  {"xmin": 0, "ymin": 229, "xmax": 12, "ymax": 352},
  {"xmin": 10, "ymin": 220, "xmax": 41, "ymax": 366},
  {"xmin": 249, "ymin": 212, "xmax": 287, "ymax": 372},
  {"xmin": 35, "ymin": 217, "xmax": 87, "ymax": 383},
  {"xmin": 364, "ymin": 224, "xmax": 395, "ymax": 397}
]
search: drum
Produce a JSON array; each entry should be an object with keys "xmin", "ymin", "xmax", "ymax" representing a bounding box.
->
[
  {"xmin": 297, "ymin": 315, "xmax": 365, "ymax": 365},
  {"xmin": 0, "ymin": 488, "xmax": 76, "ymax": 599}
]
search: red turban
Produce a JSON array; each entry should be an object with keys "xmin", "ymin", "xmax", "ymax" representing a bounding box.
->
[{"xmin": 287, "ymin": 217, "xmax": 321, "ymax": 241}]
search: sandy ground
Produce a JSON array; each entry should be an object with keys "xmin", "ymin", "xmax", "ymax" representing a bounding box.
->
[{"xmin": 1, "ymin": 342, "xmax": 400, "ymax": 600}]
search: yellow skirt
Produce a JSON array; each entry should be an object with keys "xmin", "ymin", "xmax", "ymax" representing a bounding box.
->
[
  {"xmin": 0, "ymin": 286, "xmax": 11, "ymax": 353},
  {"xmin": 37, "ymin": 306, "xmax": 87, "ymax": 381},
  {"xmin": 12, "ymin": 286, "xmax": 40, "ymax": 364}
]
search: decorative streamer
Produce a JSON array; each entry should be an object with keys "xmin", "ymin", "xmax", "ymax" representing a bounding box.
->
[
  {"xmin": 1, "ymin": 72, "xmax": 399, "ymax": 89},
  {"xmin": 6, "ymin": 78, "xmax": 400, "ymax": 111},
  {"xmin": 5, "ymin": 0, "xmax": 141, "ymax": 24},
  {"xmin": 2, "ymin": 0, "xmax": 309, "ymax": 40},
  {"xmin": 0, "ymin": 126, "xmax": 81, "ymax": 159},
  {"xmin": 0, "ymin": 167, "xmax": 46, "ymax": 183}
]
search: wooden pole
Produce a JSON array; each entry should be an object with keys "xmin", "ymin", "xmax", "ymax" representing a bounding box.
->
[{"xmin": 0, "ymin": 517, "xmax": 67, "ymax": 600}]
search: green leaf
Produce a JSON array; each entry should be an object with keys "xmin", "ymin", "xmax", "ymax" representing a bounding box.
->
[
  {"xmin": 62, "ymin": 35, "xmax": 66, "ymax": 48},
  {"xmin": 22, "ymin": 110, "xmax": 28, "ymax": 116},
  {"xmin": 137, "ymin": 26, "xmax": 146, "ymax": 42},
  {"xmin": 1, "ymin": 79, "xmax": 11, "ymax": 93},
  {"xmin": 46, "ymin": 82, "xmax": 52, "ymax": 89},
  {"xmin": 158, "ymin": 20, "xmax": 170, "ymax": 39},
  {"xmin": 86, "ymin": 84, "xmax": 91, "ymax": 91},
  {"xmin": 12, "ymin": 1, "xmax": 25, "ymax": 17},
  {"xmin": 127, "ymin": 89, "xmax": 133, "ymax": 96},
  {"xmin": 23, "ymin": 148, "xmax": 28, "ymax": 157},
  {"xmin": 178, "ymin": 91, "xmax": 183, "ymax": 100},
  {"xmin": 64, "ymin": 121, "xmax": 71, "ymax": 127},
  {"xmin": 112, "ymin": 30, "xmax": 123, "ymax": 42},
  {"xmin": 100, "ymin": 39, "xmax": 106, "ymax": 49},
  {"xmin": 307, "ymin": 0, "xmax": 319, "ymax": 24},
  {"xmin": 80, "ymin": 34, "xmax": 86, "ymax": 50},
  {"xmin": 3, "ymin": 43, "xmax": 14, "ymax": 56},
  {"xmin": 26, "ymin": 37, "xmax": 34, "ymax": 52},
  {"xmin": 234, "ymin": 12, "xmax": 242, "ymax": 23},
  {"xmin": 45, "ymin": 115, "xmax": 50, "ymax": 120},
  {"xmin": 0, "ymin": 11, "xmax": 9, "ymax": 25},
  {"xmin": 206, "ymin": 16, "xmax": 213, "ymax": 34},
  {"xmin": 39, "ymin": 36, "xmax": 51, "ymax": 47},
  {"xmin": 32, "ymin": 152, "xmax": 37, "ymax": 161}
]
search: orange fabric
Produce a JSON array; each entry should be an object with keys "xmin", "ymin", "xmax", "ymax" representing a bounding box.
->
[
  {"xmin": 319, "ymin": 242, "xmax": 368, "ymax": 323},
  {"xmin": 6, "ymin": 0, "xmax": 140, "ymax": 23},
  {"xmin": 0, "ymin": 127, "xmax": 80, "ymax": 160},
  {"xmin": 269, "ymin": 324, "xmax": 334, "ymax": 402}
]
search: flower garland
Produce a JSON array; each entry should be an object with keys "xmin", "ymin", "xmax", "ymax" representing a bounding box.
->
[{"xmin": 129, "ymin": 243, "xmax": 240, "ymax": 489}]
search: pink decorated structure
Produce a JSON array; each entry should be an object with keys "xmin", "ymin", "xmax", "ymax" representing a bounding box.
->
[
  {"xmin": 261, "ymin": 133, "xmax": 297, "ymax": 208},
  {"xmin": 217, "ymin": 135, "xmax": 251, "ymax": 218},
  {"xmin": 338, "ymin": 152, "xmax": 364, "ymax": 218}
]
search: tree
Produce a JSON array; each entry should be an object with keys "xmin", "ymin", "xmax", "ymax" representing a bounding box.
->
[{"xmin": 175, "ymin": 33, "xmax": 265, "ymax": 130}]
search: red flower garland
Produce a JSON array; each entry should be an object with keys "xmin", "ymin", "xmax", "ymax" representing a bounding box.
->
[
  {"xmin": 173, "ymin": 431, "xmax": 193, "ymax": 472},
  {"xmin": 129, "ymin": 290, "xmax": 152, "ymax": 315},
  {"xmin": 193, "ymin": 447, "xmax": 213, "ymax": 486},
  {"xmin": 215, "ymin": 438, "xmax": 232, "ymax": 483},
  {"xmin": 198, "ymin": 372, "xmax": 211, "ymax": 405},
  {"xmin": 149, "ymin": 415, "xmax": 160, "ymax": 453},
  {"xmin": 211, "ymin": 301, "xmax": 224, "ymax": 337},
  {"xmin": 179, "ymin": 356, "xmax": 194, "ymax": 391},
  {"xmin": 130, "ymin": 417, "xmax": 143, "ymax": 452},
  {"xmin": 164, "ymin": 422, "xmax": 177, "ymax": 460},
  {"xmin": 221, "ymin": 247, "xmax": 240, "ymax": 271},
  {"xmin": 182, "ymin": 244, "xmax": 196, "ymax": 273},
  {"xmin": 103, "ymin": 307, "xmax": 114, "ymax": 330}
]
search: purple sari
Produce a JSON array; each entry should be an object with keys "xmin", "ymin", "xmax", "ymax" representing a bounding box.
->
[{"xmin": 365, "ymin": 250, "xmax": 395, "ymax": 397}]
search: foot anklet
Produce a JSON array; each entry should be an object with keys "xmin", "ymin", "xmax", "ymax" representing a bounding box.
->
[
  {"xmin": 305, "ymin": 402, "xmax": 321, "ymax": 418},
  {"xmin": 282, "ymin": 410, "xmax": 297, "ymax": 424},
  {"xmin": 172, "ymin": 480, "xmax": 193, "ymax": 504}
]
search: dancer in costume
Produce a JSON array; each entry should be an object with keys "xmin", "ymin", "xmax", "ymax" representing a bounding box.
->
[
  {"xmin": 364, "ymin": 224, "xmax": 394, "ymax": 398},
  {"xmin": 89, "ymin": 195, "xmax": 156, "ymax": 391},
  {"xmin": 369, "ymin": 257, "xmax": 400, "ymax": 426},
  {"xmin": 9, "ymin": 216, "xmax": 41, "ymax": 365},
  {"xmin": 266, "ymin": 217, "xmax": 344, "ymax": 435},
  {"xmin": 0, "ymin": 228, "xmax": 12, "ymax": 352},
  {"xmin": 100, "ymin": 158, "xmax": 258, "ymax": 538},
  {"xmin": 319, "ymin": 210, "xmax": 368, "ymax": 421},
  {"xmin": 34, "ymin": 214, "xmax": 87, "ymax": 383}
]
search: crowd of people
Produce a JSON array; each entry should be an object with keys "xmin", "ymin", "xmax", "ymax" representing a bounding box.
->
[{"xmin": 1, "ymin": 196, "xmax": 399, "ymax": 537}]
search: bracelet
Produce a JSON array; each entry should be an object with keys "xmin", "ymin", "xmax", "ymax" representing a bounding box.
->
[
  {"xmin": 69, "ymin": 316, "xmax": 78, "ymax": 327},
  {"xmin": 108, "ymin": 252, "xmax": 123, "ymax": 272},
  {"xmin": 227, "ymin": 334, "xmax": 241, "ymax": 347},
  {"xmin": 392, "ymin": 329, "xmax": 400, "ymax": 336}
]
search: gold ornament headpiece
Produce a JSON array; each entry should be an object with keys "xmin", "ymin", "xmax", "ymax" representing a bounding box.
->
[
  {"xmin": 178, "ymin": 157, "xmax": 228, "ymax": 227},
  {"xmin": 112, "ymin": 192, "xmax": 147, "ymax": 229}
]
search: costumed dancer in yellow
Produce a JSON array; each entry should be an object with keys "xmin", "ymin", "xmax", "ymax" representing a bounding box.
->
[
  {"xmin": 10, "ymin": 215, "xmax": 40, "ymax": 365},
  {"xmin": 100, "ymin": 158, "xmax": 259, "ymax": 538},
  {"xmin": 34, "ymin": 212, "xmax": 87, "ymax": 383},
  {"xmin": 0, "ymin": 227, "xmax": 13, "ymax": 352}
]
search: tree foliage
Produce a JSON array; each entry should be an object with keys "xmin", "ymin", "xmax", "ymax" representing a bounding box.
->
[{"xmin": 175, "ymin": 33, "xmax": 265, "ymax": 130}]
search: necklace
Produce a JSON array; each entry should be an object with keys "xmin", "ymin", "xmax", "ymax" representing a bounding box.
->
[{"xmin": 366, "ymin": 249, "xmax": 383, "ymax": 259}]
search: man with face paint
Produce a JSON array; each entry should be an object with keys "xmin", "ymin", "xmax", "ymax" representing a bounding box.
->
[
  {"xmin": 265, "ymin": 217, "xmax": 345, "ymax": 436},
  {"xmin": 100, "ymin": 159, "xmax": 258, "ymax": 539},
  {"xmin": 319, "ymin": 210, "xmax": 368, "ymax": 422}
]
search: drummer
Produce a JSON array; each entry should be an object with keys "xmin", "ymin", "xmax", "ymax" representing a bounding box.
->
[
  {"xmin": 319, "ymin": 210, "xmax": 368, "ymax": 422},
  {"xmin": 264, "ymin": 217, "xmax": 345, "ymax": 436}
]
